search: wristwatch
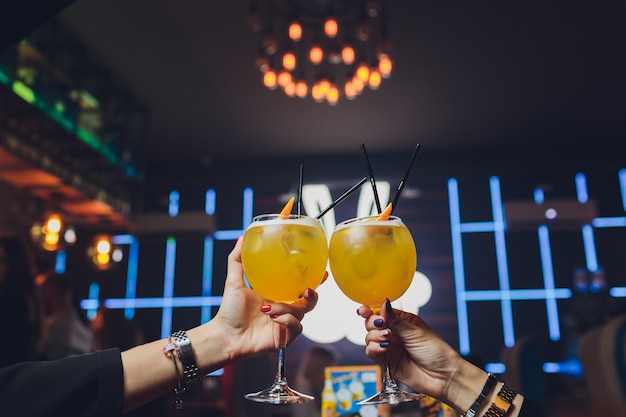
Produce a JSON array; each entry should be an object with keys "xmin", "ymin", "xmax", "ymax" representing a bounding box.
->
[
  {"xmin": 484, "ymin": 384, "xmax": 517, "ymax": 417},
  {"xmin": 171, "ymin": 330, "xmax": 202, "ymax": 387}
]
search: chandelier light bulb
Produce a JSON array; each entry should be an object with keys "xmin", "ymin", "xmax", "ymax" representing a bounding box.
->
[
  {"xmin": 368, "ymin": 68, "xmax": 382, "ymax": 89},
  {"xmin": 352, "ymin": 76, "xmax": 365, "ymax": 94},
  {"xmin": 295, "ymin": 80, "xmax": 308, "ymax": 98},
  {"xmin": 344, "ymin": 80, "xmax": 357, "ymax": 99},
  {"xmin": 324, "ymin": 17, "xmax": 339, "ymax": 38},
  {"xmin": 356, "ymin": 62, "xmax": 370, "ymax": 83},
  {"xmin": 341, "ymin": 44, "xmax": 355, "ymax": 64},
  {"xmin": 311, "ymin": 83, "xmax": 325, "ymax": 102},
  {"xmin": 282, "ymin": 51, "xmax": 296, "ymax": 71},
  {"xmin": 284, "ymin": 81, "xmax": 296, "ymax": 97},
  {"xmin": 309, "ymin": 44, "xmax": 324, "ymax": 65},
  {"xmin": 288, "ymin": 21, "xmax": 303, "ymax": 41},
  {"xmin": 263, "ymin": 69, "xmax": 278, "ymax": 89},
  {"xmin": 327, "ymin": 85, "xmax": 340, "ymax": 105},
  {"xmin": 378, "ymin": 53, "xmax": 393, "ymax": 78},
  {"xmin": 277, "ymin": 70, "xmax": 292, "ymax": 87}
]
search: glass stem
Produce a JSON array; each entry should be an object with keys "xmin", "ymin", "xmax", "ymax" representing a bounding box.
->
[
  {"xmin": 274, "ymin": 325, "xmax": 288, "ymax": 385},
  {"xmin": 382, "ymin": 354, "xmax": 400, "ymax": 392}
]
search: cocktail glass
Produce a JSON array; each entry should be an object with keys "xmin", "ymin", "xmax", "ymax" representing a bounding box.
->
[
  {"xmin": 329, "ymin": 214, "xmax": 422, "ymax": 405},
  {"xmin": 241, "ymin": 213, "xmax": 329, "ymax": 404}
]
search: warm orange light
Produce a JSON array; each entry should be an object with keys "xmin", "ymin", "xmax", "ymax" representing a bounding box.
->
[
  {"xmin": 295, "ymin": 80, "xmax": 308, "ymax": 98},
  {"xmin": 344, "ymin": 81, "xmax": 357, "ymax": 99},
  {"xmin": 311, "ymin": 83, "xmax": 325, "ymax": 102},
  {"xmin": 341, "ymin": 45, "xmax": 355, "ymax": 64},
  {"xmin": 324, "ymin": 17, "xmax": 339, "ymax": 38},
  {"xmin": 318, "ymin": 79, "xmax": 331, "ymax": 96},
  {"xmin": 327, "ymin": 85, "xmax": 340, "ymax": 105},
  {"xmin": 96, "ymin": 253, "xmax": 110, "ymax": 265},
  {"xmin": 288, "ymin": 21, "xmax": 302, "ymax": 41},
  {"xmin": 282, "ymin": 51, "xmax": 296, "ymax": 71},
  {"xmin": 96, "ymin": 239, "xmax": 111, "ymax": 255},
  {"xmin": 284, "ymin": 82, "xmax": 296, "ymax": 97},
  {"xmin": 309, "ymin": 45, "xmax": 324, "ymax": 64},
  {"xmin": 277, "ymin": 70, "xmax": 292, "ymax": 87},
  {"xmin": 263, "ymin": 69, "xmax": 278, "ymax": 89},
  {"xmin": 352, "ymin": 76, "xmax": 365, "ymax": 94},
  {"xmin": 356, "ymin": 62, "xmax": 370, "ymax": 82},
  {"xmin": 45, "ymin": 232, "xmax": 60, "ymax": 246},
  {"xmin": 45, "ymin": 214, "xmax": 62, "ymax": 234},
  {"xmin": 378, "ymin": 53, "xmax": 393, "ymax": 78},
  {"xmin": 368, "ymin": 68, "xmax": 382, "ymax": 89}
]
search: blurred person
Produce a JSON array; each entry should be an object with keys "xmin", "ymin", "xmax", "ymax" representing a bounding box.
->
[
  {"xmin": 91, "ymin": 306, "xmax": 143, "ymax": 351},
  {"xmin": 292, "ymin": 345, "xmax": 340, "ymax": 417},
  {"xmin": 0, "ymin": 237, "xmax": 323, "ymax": 417},
  {"xmin": 36, "ymin": 271, "xmax": 94, "ymax": 359},
  {"xmin": 0, "ymin": 234, "xmax": 44, "ymax": 367},
  {"xmin": 358, "ymin": 300, "xmax": 550, "ymax": 417}
]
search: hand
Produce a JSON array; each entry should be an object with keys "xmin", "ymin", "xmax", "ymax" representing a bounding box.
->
[
  {"xmin": 358, "ymin": 301, "xmax": 469, "ymax": 406},
  {"xmin": 213, "ymin": 237, "xmax": 323, "ymax": 361}
]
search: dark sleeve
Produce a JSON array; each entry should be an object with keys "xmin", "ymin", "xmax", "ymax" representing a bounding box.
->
[
  {"xmin": 0, "ymin": 348, "xmax": 124, "ymax": 417},
  {"xmin": 0, "ymin": 0, "xmax": 78, "ymax": 50},
  {"xmin": 519, "ymin": 397, "xmax": 550, "ymax": 416}
]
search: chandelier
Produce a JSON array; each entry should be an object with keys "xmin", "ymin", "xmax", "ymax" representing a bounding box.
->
[{"xmin": 248, "ymin": 0, "xmax": 393, "ymax": 105}]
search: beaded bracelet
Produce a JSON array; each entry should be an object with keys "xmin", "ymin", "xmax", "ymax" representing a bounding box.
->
[
  {"xmin": 163, "ymin": 338, "xmax": 185, "ymax": 410},
  {"xmin": 462, "ymin": 373, "xmax": 497, "ymax": 417}
]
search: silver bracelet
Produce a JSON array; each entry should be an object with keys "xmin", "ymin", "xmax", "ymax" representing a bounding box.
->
[
  {"xmin": 163, "ymin": 338, "xmax": 185, "ymax": 410},
  {"xmin": 462, "ymin": 373, "xmax": 497, "ymax": 417},
  {"xmin": 171, "ymin": 330, "xmax": 202, "ymax": 387}
]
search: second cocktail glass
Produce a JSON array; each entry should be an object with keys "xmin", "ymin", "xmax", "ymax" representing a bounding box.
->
[
  {"xmin": 241, "ymin": 213, "xmax": 329, "ymax": 404},
  {"xmin": 329, "ymin": 214, "xmax": 422, "ymax": 405}
]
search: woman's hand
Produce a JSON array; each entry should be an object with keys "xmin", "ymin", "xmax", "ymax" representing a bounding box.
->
[{"xmin": 213, "ymin": 237, "xmax": 323, "ymax": 361}]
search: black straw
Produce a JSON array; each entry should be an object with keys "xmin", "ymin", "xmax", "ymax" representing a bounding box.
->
[
  {"xmin": 297, "ymin": 164, "xmax": 304, "ymax": 215},
  {"xmin": 316, "ymin": 177, "xmax": 368, "ymax": 219},
  {"xmin": 390, "ymin": 143, "xmax": 421, "ymax": 214},
  {"xmin": 359, "ymin": 143, "xmax": 382, "ymax": 214}
]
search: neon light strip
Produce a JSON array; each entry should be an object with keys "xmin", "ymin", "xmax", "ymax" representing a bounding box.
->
[
  {"xmin": 543, "ymin": 359, "xmax": 582, "ymax": 376},
  {"xmin": 206, "ymin": 189, "xmax": 216, "ymax": 215},
  {"xmin": 103, "ymin": 296, "xmax": 224, "ymax": 308},
  {"xmin": 485, "ymin": 363, "xmax": 506, "ymax": 374},
  {"xmin": 161, "ymin": 237, "xmax": 176, "ymax": 338},
  {"xmin": 84, "ymin": 283, "xmax": 101, "ymax": 319},
  {"xmin": 581, "ymin": 225, "xmax": 598, "ymax": 272},
  {"xmin": 447, "ymin": 178, "xmax": 470, "ymax": 354},
  {"xmin": 55, "ymin": 251, "xmax": 66, "ymax": 273},
  {"xmin": 459, "ymin": 222, "xmax": 496, "ymax": 233},
  {"xmin": 611, "ymin": 287, "xmax": 626, "ymax": 297},
  {"xmin": 124, "ymin": 238, "xmax": 140, "ymax": 319},
  {"xmin": 201, "ymin": 236, "xmax": 214, "ymax": 324},
  {"xmin": 490, "ymin": 177, "xmax": 515, "ymax": 347},
  {"xmin": 593, "ymin": 217, "xmax": 626, "ymax": 228},
  {"xmin": 463, "ymin": 288, "xmax": 571, "ymax": 301},
  {"xmin": 575, "ymin": 173, "xmax": 588, "ymax": 203},
  {"xmin": 169, "ymin": 191, "xmax": 180, "ymax": 217},
  {"xmin": 617, "ymin": 169, "xmax": 626, "ymax": 211},
  {"xmin": 534, "ymin": 188, "xmax": 545, "ymax": 204},
  {"xmin": 538, "ymin": 226, "xmax": 561, "ymax": 340}
]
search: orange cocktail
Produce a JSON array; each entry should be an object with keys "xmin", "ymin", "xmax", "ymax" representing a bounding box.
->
[
  {"xmin": 242, "ymin": 214, "xmax": 328, "ymax": 303},
  {"xmin": 329, "ymin": 215, "xmax": 416, "ymax": 307}
]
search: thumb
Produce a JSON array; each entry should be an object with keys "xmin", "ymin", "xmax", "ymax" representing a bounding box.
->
[{"xmin": 224, "ymin": 237, "xmax": 245, "ymax": 291}]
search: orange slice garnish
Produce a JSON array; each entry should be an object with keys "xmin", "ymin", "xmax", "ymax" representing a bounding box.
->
[
  {"xmin": 376, "ymin": 202, "xmax": 392, "ymax": 221},
  {"xmin": 279, "ymin": 196, "xmax": 295, "ymax": 219}
]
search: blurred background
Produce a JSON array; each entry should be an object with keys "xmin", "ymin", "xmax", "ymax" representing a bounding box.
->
[{"xmin": 1, "ymin": 1, "xmax": 625, "ymax": 416}]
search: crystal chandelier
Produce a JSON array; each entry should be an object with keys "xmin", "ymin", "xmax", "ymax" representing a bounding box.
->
[{"xmin": 248, "ymin": 0, "xmax": 393, "ymax": 105}]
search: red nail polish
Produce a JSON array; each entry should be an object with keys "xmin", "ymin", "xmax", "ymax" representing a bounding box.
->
[
  {"xmin": 260, "ymin": 304, "xmax": 272, "ymax": 313},
  {"xmin": 270, "ymin": 314, "xmax": 278, "ymax": 319}
]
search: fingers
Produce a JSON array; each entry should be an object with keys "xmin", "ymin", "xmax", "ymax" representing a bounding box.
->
[{"xmin": 223, "ymin": 237, "xmax": 244, "ymax": 291}]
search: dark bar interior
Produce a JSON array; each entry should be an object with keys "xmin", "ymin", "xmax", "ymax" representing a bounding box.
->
[{"xmin": 1, "ymin": 1, "xmax": 625, "ymax": 416}]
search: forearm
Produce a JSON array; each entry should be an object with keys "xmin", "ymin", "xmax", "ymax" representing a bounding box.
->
[{"xmin": 121, "ymin": 319, "xmax": 232, "ymax": 412}]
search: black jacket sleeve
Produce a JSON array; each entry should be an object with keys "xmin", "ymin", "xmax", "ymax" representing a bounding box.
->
[
  {"xmin": 0, "ymin": 0, "xmax": 78, "ymax": 50},
  {"xmin": 0, "ymin": 348, "xmax": 124, "ymax": 417}
]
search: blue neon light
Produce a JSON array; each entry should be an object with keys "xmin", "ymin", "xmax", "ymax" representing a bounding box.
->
[
  {"xmin": 459, "ymin": 222, "xmax": 496, "ymax": 233},
  {"xmin": 104, "ymin": 296, "xmax": 223, "ymax": 309},
  {"xmin": 575, "ymin": 173, "xmax": 588, "ymax": 203},
  {"xmin": 490, "ymin": 177, "xmax": 515, "ymax": 348},
  {"xmin": 617, "ymin": 169, "xmax": 626, "ymax": 211},
  {"xmin": 168, "ymin": 191, "xmax": 180, "ymax": 217},
  {"xmin": 463, "ymin": 288, "xmax": 572, "ymax": 301},
  {"xmin": 537, "ymin": 226, "xmax": 562, "ymax": 340},
  {"xmin": 543, "ymin": 359, "xmax": 582, "ymax": 376},
  {"xmin": 206, "ymin": 189, "xmax": 216, "ymax": 215},
  {"xmin": 86, "ymin": 283, "xmax": 100, "ymax": 320},
  {"xmin": 161, "ymin": 237, "xmax": 177, "ymax": 338},
  {"xmin": 485, "ymin": 363, "xmax": 506, "ymax": 374},
  {"xmin": 124, "ymin": 238, "xmax": 140, "ymax": 319},
  {"xmin": 611, "ymin": 287, "xmax": 626, "ymax": 297},
  {"xmin": 201, "ymin": 236, "xmax": 214, "ymax": 323},
  {"xmin": 55, "ymin": 251, "xmax": 66, "ymax": 273},
  {"xmin": 593, "ymin": 217, "xmax": 626, "ymax": 228},
  {"xmin": 447, "ymin": 178, "xmax": 471, "ymax": 355},
  {"xmin": 581, "ymin": 225, "xmax": 598, "ymax": 272},
  {"xmin": 534, "ymin": 188, "xmax": 545, "ymax": 204}
]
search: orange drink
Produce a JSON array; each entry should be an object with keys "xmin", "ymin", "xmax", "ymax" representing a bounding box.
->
[
  {"xmin": 242, "ymin": 214, "xmax": 328, "ymax": 303},
  {"xmin": 329, "ymin": 215, "xmax": 416, "ymax": 307}
]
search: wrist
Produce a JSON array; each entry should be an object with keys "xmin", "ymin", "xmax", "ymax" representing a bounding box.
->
[
  {"xmin": 186, "ymin": 320, "xmax": 234, "ymax": 374},
  {"xmin": 444, "ymin": 360, "xmax": 490, "ymax": 414}
]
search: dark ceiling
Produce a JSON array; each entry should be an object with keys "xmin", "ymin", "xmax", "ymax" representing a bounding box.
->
[{"xmin": 37, "ymin": 0, "xmax": 626, "ymax": 166}]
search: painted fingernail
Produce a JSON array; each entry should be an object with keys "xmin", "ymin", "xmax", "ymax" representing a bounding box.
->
[
  {"xmin": 374, "ymin": 318, "xmax": 384, "ymax": 328},
  {"xmin": 380, "ymin": 341, "xmax": 390, "ymax": 348},
  {"xmin": 304, "ymin": 288, "xmax": 313, "ymax": 297},
  {"xmin": 382, "ymin": 329, "xmax": 391, "ymax": 337},
  {"xmin": 270, "ymin": 314, "xmax": 278, "ymax": 319},
  {"xmin": 260, "ymin": 304, "xmax": 272, "ymax": 313},
  {"xmin": 385, "ymin": 298, "xmax": 393, "ymax": 313}
]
